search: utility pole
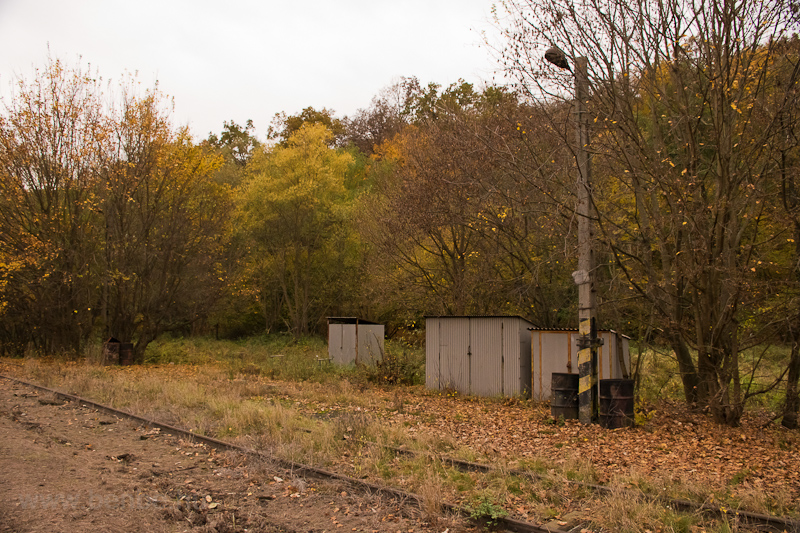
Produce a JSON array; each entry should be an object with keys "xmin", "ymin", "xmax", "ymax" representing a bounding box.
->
[
  {"xmin": 546, "ymin": 50, "xmax": 600, "ymax": 424},
  {"xmin": 573, "ymin": 56, "xmax": 599, "ymax": 424}
]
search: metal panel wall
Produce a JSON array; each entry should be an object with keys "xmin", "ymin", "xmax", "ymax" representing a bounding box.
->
[
  {"xmin": 343, "ymin": 325, "xmax": 358, "ymax": 363},
  {"xmin": 531, "ymin": 329, "xmax": 630, "ymax": 400},
  {"xmin": 470, "ymin": 317, "xmax": 504, "ymax": 396},
  {"xmin": 515, "ymin": 320, "xmax": 533, "ymax": 397},
  {"xmin": 501, "ymin": 318, "xmax": 518, "ymax": 396},
  {"xmin": 596, "ymin": 331, "xmax": 630, "ymax": 380},
  {"xmin": 328, "ymin": 322, "xmax": 384, "ymax": 365},
  {"xmin": 328, "ymin": 324, "xmax": 345, "ymax": 364},
  {"xmin": 442, "ymin": 318, "xmax": 471, "ymax": 394},
  {"xmin": 425, "ymin": 322, "xmax": 440, "ymax": 390},
  {"xmin": 532, "ymin": 331, "xmax": 576, "ymax": 401},
  {"xmin": 425, "ymin": 316, "xmax": 534, "ymax": 398},
  {"xmin": 357, "ymin": 325, "xmax": 385, "ymax": 364}
]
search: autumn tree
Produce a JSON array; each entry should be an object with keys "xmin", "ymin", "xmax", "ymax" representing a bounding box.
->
[
  {"xmin": 342, "ymin": 78, "xmax": 417, "ymax": 155},
  {"xmin": 207, "ymin": 119, "xmax": 260, "ymax": 167},
  {"xmin": 268, "ymin": 107, "xmax": 345, "ymax": 147},
  {"xmin": 0, "ymin": 59, "xmax": 105, "ymax": 353},
  {"xmin": 204, "ymin": 119, "xmax": 261, "ymax": 187},
  {"xmin": 0, "ymin": 59, "xmax": 232, "ymax": 356},
  {"xmin": 99, "ymin": 89, "xmax": 231, "ymax": 359},
  {"xmin": 362, "ymin": 83, "xmax": 575, "ymax": 324},
  {"xmin": 238, "ymin": 123, "xmax": 360, "ymax": 337},
  {"xmin": 496, "ymin": 0, "xmax": 800, "ymax": 424},
  {"xmin": 772, "ymin": 37, "xmax": 800, "ymax": 428}
]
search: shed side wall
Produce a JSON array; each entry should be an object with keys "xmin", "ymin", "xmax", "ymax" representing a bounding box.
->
[
  {"xmin": 532, "ymin": 331, "xmax": 578, "ymax": 400},
  {"xmin": 328, "ymin": 324, "xmax": 346, "ymax": 364},
  {"xmin": 470, "ymin": 317, "xmax": 503, "ymax": 396},
  {"xmin": 357, "ymin": 325, "xmax": 384, "ymax": 364},
  {"xmin": 425, "ymin": 320, "xmax": 440, "ymax": 390}
]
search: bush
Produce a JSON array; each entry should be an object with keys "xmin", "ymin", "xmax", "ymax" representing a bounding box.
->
[
  {"xmin": 468, "ymin": 495, "xmax": 509, "ymax": 529},
  {"xmin": 361, "ymin": 346, "xmax": 424, "ymax": 385}
]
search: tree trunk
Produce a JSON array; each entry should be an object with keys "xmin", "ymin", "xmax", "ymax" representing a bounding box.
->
[
  {"xmin": 782, "ymin": 223, "xmax": 800, "ymax": 429},
  {"xmin": 781, "ymin": 342, "xmax": 800, "ymax": 429},
  {"xmin": 669, "ymin": 331, "xmax": 700, "ymax": 406}
]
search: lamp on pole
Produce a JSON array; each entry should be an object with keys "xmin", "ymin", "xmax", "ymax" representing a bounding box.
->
[{"xmin": 545, "ymin": 48, "xmax": 600, "ymax": 424}]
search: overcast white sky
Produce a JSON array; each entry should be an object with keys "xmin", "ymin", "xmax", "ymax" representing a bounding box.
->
[{"xmin": 0, "ymin": 0, "xmax": 503, "ymax": 140}]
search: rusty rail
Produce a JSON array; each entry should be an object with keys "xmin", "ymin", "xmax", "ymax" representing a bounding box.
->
[
  {"xmin": 3, "ymin": 374, "xmax": 797, "ymax": 532},
  {"xmin": 0, "ymin": 374, "xmax": 569, "ymax": 533}
]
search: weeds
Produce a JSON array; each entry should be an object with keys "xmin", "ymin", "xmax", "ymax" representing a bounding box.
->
[
  {"xmin": 418, "ymin": 474, "xmax": 444, "ymax": 525},
  {"xmin": 590, "ymin": 489, "xmax": 700, "ymax": 533},
  {"xmin": 3, "ymin": 335, "xmax": 798, "ymax": 531},
  {"xmin": 360, "ymin": 347, "xmax": 424, "ymax": 385},
  {"xmin": 467, "ymin": 495, "xmax": 509, "ymax": 529}
]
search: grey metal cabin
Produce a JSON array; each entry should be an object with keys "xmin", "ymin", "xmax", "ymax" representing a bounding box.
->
[
  {"xmin": 327, "ymin": 317, "xmax": 385, "ymax": 365},
  {"xmin": 530, "ymin": 328, "xmax": 631, "ymax": 401},
  {"xmin": 425, "ymin": 316, "xmax": 534, "ymax": 398}
]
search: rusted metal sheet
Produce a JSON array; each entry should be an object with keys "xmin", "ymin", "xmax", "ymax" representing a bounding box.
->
[{"xmin": 531, "ymin": 329, "xmax": 630, "ymax": 401}]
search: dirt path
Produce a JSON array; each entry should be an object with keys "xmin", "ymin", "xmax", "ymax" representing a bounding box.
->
[{"xmin": 0, "ymin": 378, "xmax": 466, "ymax": 533}]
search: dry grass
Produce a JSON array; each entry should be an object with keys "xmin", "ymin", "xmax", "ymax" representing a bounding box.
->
[
  {"xmin": 589, "ymin": 488, "xmax": 703, "ymax": 533},
  {"xmin": 1, "ymin": 340, "xmax": 793, "ymax": 533},
  {"xmin": 417, "ymin": 473, "xmax": 445, "ymax": 525}
]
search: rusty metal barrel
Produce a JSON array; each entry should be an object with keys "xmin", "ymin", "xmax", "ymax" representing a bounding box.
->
[
  {"xmin": 102, "ymin": 337, "xmax": 121, "ymax": 365},
  {"xmin": 119, "ymin": 343, "xmax": 135, "ymax": 365},
  {"xmin": 551, "ymin": 372, "xmax": 579, "ymax": 420},
  {"xmin": 599, "ymin": 379, "xmax": 635, "ymax": 428}
]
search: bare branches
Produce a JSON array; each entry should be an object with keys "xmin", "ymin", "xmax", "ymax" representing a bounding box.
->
[{"xmin": 495, "ymin": 0, "xmax": 800, "ymax": 423}]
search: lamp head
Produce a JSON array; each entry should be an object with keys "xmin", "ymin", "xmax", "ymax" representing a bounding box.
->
[{"xmin": 544, "ymin": 47, "xmax": 571, "ymax": 71}]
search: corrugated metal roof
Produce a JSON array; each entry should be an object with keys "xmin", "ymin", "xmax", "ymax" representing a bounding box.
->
[
  {"xmin": 327, "ymin": 317, "xmax": 380, "ymax": 325},
  {"xmin": 425, "ymin": 315, "xmax": 535, "ymax": 323},
  {"xmin": 528, "ymin": 327, "xmax": 631, "ymax": 339}
]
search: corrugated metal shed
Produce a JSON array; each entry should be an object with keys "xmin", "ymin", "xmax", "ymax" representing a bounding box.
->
[
  {"xmin": 530, "ymin": 328, "xmax": 631, "ymax": 401},
  {"xmin": 426, "ymin": 316, "xmax": 533, "ymax": 398},
  {"xmin": 327, "ymin": 318, "xmax": 385, "ymax": 365}
]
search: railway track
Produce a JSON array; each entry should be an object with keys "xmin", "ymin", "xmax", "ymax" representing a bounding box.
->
[
  {"xmin": 373, "ymin": 442, "xmax": 800, "ymax": 532},
  {"xmin": 2, "ymin": 374, "xmax": 798, "ymax": 533}
]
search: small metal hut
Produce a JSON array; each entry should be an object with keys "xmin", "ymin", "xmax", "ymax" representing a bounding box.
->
[
  {"xmin": 425, "ymin": 315, "xmax": 534, "ymax": 398},
  {"xmin": 529, "ymin": 328, "xmax": 631, "ymax": 401},
  {"xmin": 327, "ymin": 317, "xmax": 384, "ymax": 365}
]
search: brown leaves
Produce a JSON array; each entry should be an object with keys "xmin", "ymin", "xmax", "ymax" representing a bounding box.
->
[{"xmin": 343, "ymin": 391, "xmax": 799, "ymax": 506}]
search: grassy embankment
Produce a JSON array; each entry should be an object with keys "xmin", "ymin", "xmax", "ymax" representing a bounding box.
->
[{"xmin": 1, "ymin": 335, "xmax": 797, "ymax": 532}]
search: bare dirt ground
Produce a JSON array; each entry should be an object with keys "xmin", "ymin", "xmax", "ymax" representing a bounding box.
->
[
  {"xmin": 0, "ymin": 378, "xmax": 468, "ymax": 533},
  {"xmin": 2, "ymin": 365, "xmax": 799, "ymax": 533}
]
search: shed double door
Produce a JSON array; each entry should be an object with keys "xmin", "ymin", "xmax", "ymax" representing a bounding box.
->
[{"xmin": 430, "ymin": 317, "xmax": 508, "ymax": 397}]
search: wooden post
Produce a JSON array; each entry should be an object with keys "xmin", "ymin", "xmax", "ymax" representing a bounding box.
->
[{"xmin": 573, "ymin": 57, "xmax": 600, "ymax": 424}]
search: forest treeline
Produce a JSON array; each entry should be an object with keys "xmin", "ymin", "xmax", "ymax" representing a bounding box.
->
[{"xmin": 1, "ymin": 0, "xmax": 800, "ymax": 426}]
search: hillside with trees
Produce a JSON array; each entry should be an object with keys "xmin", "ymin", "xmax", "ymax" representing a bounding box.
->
[{"xmin": 1, "ymin": 0, "xmax": 799, "ymax": 428}]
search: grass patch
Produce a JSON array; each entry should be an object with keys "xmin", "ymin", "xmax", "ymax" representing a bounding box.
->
[{"xmin": 2, "ymin": 335, "xmax": 798, "ymax": 530}]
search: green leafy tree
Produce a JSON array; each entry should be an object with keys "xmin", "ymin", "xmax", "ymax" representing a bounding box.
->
[{"xmin": 238, "ymin": 123, "xmax": 359, "ymax": 337}]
